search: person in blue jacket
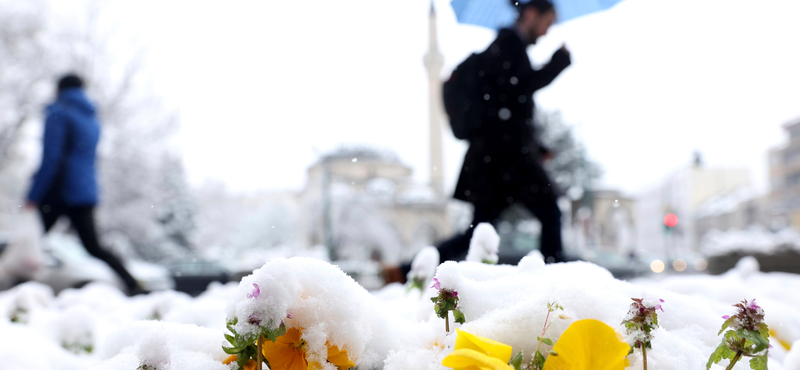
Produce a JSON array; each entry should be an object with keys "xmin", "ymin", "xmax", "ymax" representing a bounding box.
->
[{"xmin": 25, "ymin": 74, "xmax": 143, "ymax": 295}]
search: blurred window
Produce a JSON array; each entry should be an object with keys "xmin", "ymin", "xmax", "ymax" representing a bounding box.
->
[{"xmin": 787, "ymin": 171, "xmax": 800, "ymax": 187}]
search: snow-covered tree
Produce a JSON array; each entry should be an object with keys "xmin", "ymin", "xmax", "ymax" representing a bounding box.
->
[
  {"xmin": 0, "ymin": 1, "xmax": 193, "ymax": 262},
  {"xmin": 536, "ymin": 109, "xmax": 602, "ymax": 196},
  {"xmin": 0, "ymin": 0, "xmax": 53, "ymax": 223}
]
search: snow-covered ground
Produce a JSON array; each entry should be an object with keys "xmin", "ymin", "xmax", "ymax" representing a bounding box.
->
[
  {"xmin": 701, "ymin": 226, "xmax": 800, "ymax": 257},
  {"xmin": 1, "ymin": 255, "xmax": 799, "ymax": 370}
]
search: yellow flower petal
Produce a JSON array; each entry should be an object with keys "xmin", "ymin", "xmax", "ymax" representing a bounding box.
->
[
  {"xmin": 770, "ymin": 329, "xmax": 792, "ymax": 351},
  {"xmin": 454, "ymin": 329, "xmax": 513, "ymax": 363},
  {"xmin": 223, "ymin": 355, "xmax": 238, "ymax": 365},
  {"xmin": 443, "ymin": 348, "xmax": 516, "ymax": 370},
  {"xmin": 222, "ymin": 355, "xmax": 257, "ymax": 370},
  {"xmin": 327, "ymin": 344, "xmax": 355, "ymax": 370},
  {"xmin": 542, "ymin": 319, "xmax": 630, "ymax": 370},
  {"xmin": 262, "ymin": 328, "xmax": 309, "ymax": 370}
]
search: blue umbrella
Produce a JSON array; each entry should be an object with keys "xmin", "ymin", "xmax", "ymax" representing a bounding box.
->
[{"xmin": 450, "ymin": 0, "xmax": 623, "ymax": 29}]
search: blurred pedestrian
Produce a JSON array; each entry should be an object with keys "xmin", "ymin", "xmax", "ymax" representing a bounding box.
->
[
  {"xmin": 439, "ymin": 0, "xmax": 571, "ymax": 264},
  {"xmin": 25, "ymin": 74, "xmax": 144, "ymax": 295}
]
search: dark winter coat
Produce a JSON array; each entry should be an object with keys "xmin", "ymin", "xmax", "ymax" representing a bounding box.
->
[
  {"xmin": 27, "ymin": 87, "xmax": 100, "ymax": 206},
  {"xmin": 453, "ymin": 28, "xmax": 571, "ymax": 208}
]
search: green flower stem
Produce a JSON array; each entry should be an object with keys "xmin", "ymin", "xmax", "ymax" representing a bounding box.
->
[
  {"xmin": 642, "ymin": 344, "xmax": 647, "ymax": 370},
  {"xmin": 446, "ymin": 311, "xmax": 450, "ymax": 333},
  {"xmin": 725, "ymin": 351, "xmax": 742, "ymax": 370},
  {"xmin": 725, "ymin": 338, "xmax": 746, "ymax": 370},
  {"xmin": 257, "ymin": 337, "xmax": 263, "ymax": 370},
  {"xmin": 531, "ymin": 308, "xmax": 555, "ymax": 369}
]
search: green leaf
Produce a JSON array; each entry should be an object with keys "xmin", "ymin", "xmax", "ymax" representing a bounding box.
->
[
  {"xmin": 431, "ymin": 297, "xmax": 438, "ymax": 303},
  {"xmin": 738, "ymin": 329, "xmax": 770, "ymax": 353},
  {"xmin": 225, "ymin": 334, "xmax": 236, "ymax": 344},
  {"xmin": 749, "ymin": 354, "xmax": 768, "ymax": 370},
  {"xmin": 223, "ymin": 345, "xmax": 240, "ymax": 355},
  {"xmin": 528, "ymin": 351, "xmax": 544, "ymax": 370},
  {"xmin": 719, "ymin": 317, "xmax": 736, "ymax": 335},
  {"xmin": 237, "ymin": 354, "xmax": 249, "ymax": 369},
  {"xmin": 533, "ymin": 351, "xmax": 546, "ymax": 370},
  {"xmin": 453, "ymin": 309, "xmax": 466, "ymax": 324},
  {"xmin": 509, "ymin": 351, "xmax": 523, "ymax": 370},
  {"xmin": 756, "ymin": 323, "xmax": 770, "ymax": 340},
  {"xmin": 263, "ymin": 322, "xmax": 287, "ymax": 343},
  {"xmin": 706, "ymin": 342, "xmax": 736, "ymax": 370},
  {"xmin": 541, "ymin": 337, "xmax": 554, "ymax": 346}
]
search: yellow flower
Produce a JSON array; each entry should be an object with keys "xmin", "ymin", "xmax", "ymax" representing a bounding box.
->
[
  {"xmin": 442, "ymin": 328, "xmax": 514, "ymax": 370},
  {"xmin": 769, "ymin": 329, "xmax": 792, "ymax": 351},
  {"xmin": 325, "ymin": 344, "xmax": 355, "ymax": 370},
  {"xmin": 261, "ymin": 327, "xmax": 355, "ymax": 370},
  {"xmin": 222, "ymin": 355, "xmax": 257, "ymax": 370},
  {"xmin": 542, "ymin": 319, "xmax": 630, "ymax": 370}
]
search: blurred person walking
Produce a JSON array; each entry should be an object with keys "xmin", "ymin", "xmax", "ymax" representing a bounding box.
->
[
  {"xmin": 439, "ymin": 0, "xmax": 571, "ymax": 264},
  {"xmin": 25, "ymin": 74, "xmax": 144, "ymax": 295}
]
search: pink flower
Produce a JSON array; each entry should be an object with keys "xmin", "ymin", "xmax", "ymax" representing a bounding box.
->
[
  {"xmin": 431, "ymin": 278, "xmax": 441, "ymax": 291},
  {"xmin": 722, "ymin": 315, "xmax": 731, "ymax": 319},
  {"xmin": 247, "ymin": 283, "xmax": 260, "ymax": 299}
]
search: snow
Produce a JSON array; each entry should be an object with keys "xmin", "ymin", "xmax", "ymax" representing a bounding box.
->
[
  {"xmin": 1, "ymin": 255, "xmax": 799, "ymax": 369},
  {"xmin": 407, "ymin": 246, "xmax": 440, "ymax": 284},
  {"xmin": 701, "ymin": 226, "xmax": 800, "ymax": 257},
  {"xmin": 465, "ymin": 223, "xmax": 500, "ymax": 264}
]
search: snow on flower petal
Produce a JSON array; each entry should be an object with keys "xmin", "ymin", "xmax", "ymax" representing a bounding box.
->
[
  {"xmin": 261, "ymin": 327, "xmax": 308, "ymax": 370},
  {"xmin": 261, "ymin": 326, "xmax": 355, "ymax": 370},
  {"xmin": 542, "ymin": 319, "xmax": 631, "ymax": 370}
]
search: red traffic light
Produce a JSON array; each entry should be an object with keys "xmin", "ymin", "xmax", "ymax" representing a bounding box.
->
[{"xmin": 664, "ymin": 213, "xmax": 678, "ymax": 228}]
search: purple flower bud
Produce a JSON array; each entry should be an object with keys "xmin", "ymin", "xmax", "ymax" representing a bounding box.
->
[
  {"xmin": 247, "ymin": 283, "xmax": 260, "ymax": 299},
  {"xmin": 452, "ymin": 291, "xmax": 458, "ymax": 297},
  {"xmin": 248, "ymin": 314, "xmax": 261, "ymax": 326},
  {"xmin": 722, "ymin": 315, "xmax": 730, "ymax": 319},
  {"xmin": 286, "ymin": 313, "xmax": 293, "ymax": 319}
]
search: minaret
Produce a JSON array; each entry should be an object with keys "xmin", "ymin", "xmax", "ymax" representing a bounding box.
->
[{"xmin": 424, "ymin": 1, "xmax": 445, "ymax": 195}]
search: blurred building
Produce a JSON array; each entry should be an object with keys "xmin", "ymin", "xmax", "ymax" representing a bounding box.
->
[
  {"xmin": 636, "ymin": 157, "xmax": 752, "ymax": 257},
  {"xmin": 299, "ymin": 147, "xmax": 452, "ymax": 263},
  {"xmin": 768, "ymin": 117, "xmax": 800, "ymax": 228},
  {"xmin": 571, "ymin": 189, "xmax": 637, "ymax": 257}
]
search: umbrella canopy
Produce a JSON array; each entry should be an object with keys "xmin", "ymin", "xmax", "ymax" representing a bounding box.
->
[{"xmin": 450, "ymin": 0, "xmax": 624, "ymax": 29}]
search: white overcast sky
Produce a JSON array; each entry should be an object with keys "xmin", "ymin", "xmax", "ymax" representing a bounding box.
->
[{"xmin": 51, "ymin": 0, "xmax": 800, "ymax": 196}]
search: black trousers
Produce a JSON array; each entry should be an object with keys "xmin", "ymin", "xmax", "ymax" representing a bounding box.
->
[
  {"xmin": 38, "ymin": 204, "xmax": 139, "ymax": 292},
  {"xmin": 437, "ymin": 192, "xmax": 563, "ymax": 263}
]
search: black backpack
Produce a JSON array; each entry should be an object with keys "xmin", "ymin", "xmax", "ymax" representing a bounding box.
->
[{"xmin": 442, "ymin": 52, "xmax": 486, "ymax": 140}]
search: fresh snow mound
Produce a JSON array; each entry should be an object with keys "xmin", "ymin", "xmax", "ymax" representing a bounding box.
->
[
  {"xmin": 407, "ymin": 246, "xmax": 440, "ymax": 284},
  {"xmin": 466, "ymin": 223, "xmax": 500, "ymax": 264},
  {"xmin": 1, "ymin": 256, "xmax": 799, "ymax": 369},
  {"xmin": 228, "ymin": 257, "xmax": 434, "ymax": 369}
]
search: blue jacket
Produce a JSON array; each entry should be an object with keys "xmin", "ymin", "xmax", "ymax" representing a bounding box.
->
[{"xmin": 27, "ymin": 88, "xmax": 100, "ymax": 206}]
